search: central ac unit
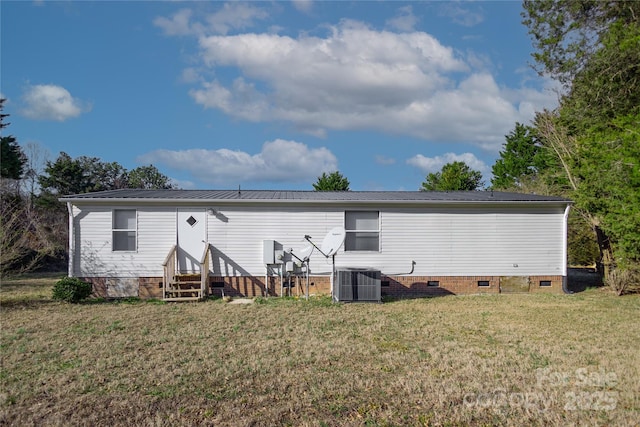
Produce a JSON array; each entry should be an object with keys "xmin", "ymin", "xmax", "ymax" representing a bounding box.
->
[{"xmin": 334, "ymin": 268, "xmax": 381, "ymax": 302}]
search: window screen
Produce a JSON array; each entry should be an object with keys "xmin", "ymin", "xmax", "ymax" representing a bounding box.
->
[
  {"xmin": 345, "ymin": 211, "xmax": 379, "ymax": 251},
  {"xmin": 113, "ymin": 209, "xmax": 136, "ymax": 251}
]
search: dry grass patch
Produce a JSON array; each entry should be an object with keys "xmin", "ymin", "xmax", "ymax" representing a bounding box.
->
[
  {"xmin": 1, "ymin": 276, "xmax": 639, "ymax": 426},
  {"xmin": 0, "ymin": 272, "xmax": 66, "ymax": 307}
]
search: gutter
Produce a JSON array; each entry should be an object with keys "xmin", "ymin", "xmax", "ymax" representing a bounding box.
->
[{"xmin": 58, "ymin": 197, "xmax": 571, "ymax": 207}]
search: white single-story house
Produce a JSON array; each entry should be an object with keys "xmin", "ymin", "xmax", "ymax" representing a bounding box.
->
[{"xmin": 60, "ymin": 189, "xmax": 572, "ymax": 301}]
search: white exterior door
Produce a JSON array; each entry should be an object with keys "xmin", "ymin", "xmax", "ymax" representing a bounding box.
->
[{"xmin": 177, "ymin": 209, "xmax": 206, "ymax": 273}]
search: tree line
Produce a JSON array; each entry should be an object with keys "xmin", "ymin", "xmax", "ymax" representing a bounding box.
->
[
  {"xmin": 517, "ymin": 0, "xmax": 639, "ymax": 292},
  {"xmin": 0, "ymin": 98, "xmax": 174, "ymax": 273},
  {"xmin": 314, "ymin": 1, "xmax": 639, "ymax": 292},
  {"xmin": 2, "ymin": 2, "xmax": 638, "ymax": 292}
]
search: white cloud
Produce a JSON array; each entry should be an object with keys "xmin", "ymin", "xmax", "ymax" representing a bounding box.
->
[
  {"xmin": 169, "ymin": 178, "xmax": 196, "ymax": 190},
  {"xmin": 21, "ymin": 84, "xmax": 90, "ymax": 121},
  {"xmin": 154, "ymin": 9, "xmax": 197, "ymax": 36},
  {"xmin": 386, "ymin": 5, "xmax": 418, "ymax": 32},
  {"xmin": 502, "ymin": 76, "xmax": 562, "ymax": 120},
  {"xmin": 180, "ymin": 67, "xmax": 204, "ymax": 84},
  {"xmin": 158, "ymin": 12, "xmax": 558, "ymax": 150},
  {"xmin": 407, "ymin": 152, "xmax": 489, "ymax": 176},
  {"xmin": 154, "ymin": 4, "xmax": 267, "ymax": 37},
  {"xmin": 206, "ymin": 3, "xmax": 268, "ymax": 35},
  {"xmin": 375, "ymin": 155, "xmax": 396, "ymax": 165},
  {"xmin": 438, "ymin": 4, "xmax": 484, "ymax": 27},
  {"xmin": 189, "ymin": 78, "xmax": 267, "ymax": 119},
  {"xmin": 190, "ymin": 21, "xmax": 476, "ymax": 130},
  {"xmin": 292, "ymin": 0, "xmax": 313, "ymax": 14},
  {"xmin": 137, "ymin": 139, "xmax": 337, "ymax": 185}
]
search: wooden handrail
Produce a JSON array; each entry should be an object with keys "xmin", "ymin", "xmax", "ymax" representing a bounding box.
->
[
  {"xmin": 162, "ymin": 244, "xmax": 210, "ymax": 301},
  {"xmin": 200, "ymin": 243, "xmax": 212, "ymax": 299},
  {"xmin": 162, "ymin": 245, "xmax": 178, "ymax": 300},
  {"xmin": 162, "ymin": 244, "xmax": 178, "ymax": 267},
  {"xmin": 199, "ymin": 243, "xmax": 211, "ymax": 265}
]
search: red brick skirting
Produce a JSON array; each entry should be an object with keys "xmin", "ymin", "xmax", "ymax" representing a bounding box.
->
[{"xmin": 83, "ymin": 274, "xmax": 564, "ymax": 299}]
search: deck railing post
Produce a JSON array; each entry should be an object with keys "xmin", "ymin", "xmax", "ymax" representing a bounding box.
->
[
  {"xmin": 162, "ymin": 245, "xmax": 178, "ymax": 301},
  {"xmin": 200, "ymin": 243, "xmax": 211, "ymax": 300}
]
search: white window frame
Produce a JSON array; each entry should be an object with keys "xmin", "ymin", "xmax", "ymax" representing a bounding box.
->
[
  {"xmin": 344, "ymin": 210, "xmax": 380, "ymax": 252},
  {"xmin": 112, "ymin": 209, "xmax": 137, "ymax": 252}
]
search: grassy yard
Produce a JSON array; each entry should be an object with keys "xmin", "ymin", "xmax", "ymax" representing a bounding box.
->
[{"xmin": 1, "ymin": 275, "xmax": 638, "ymax": 426}]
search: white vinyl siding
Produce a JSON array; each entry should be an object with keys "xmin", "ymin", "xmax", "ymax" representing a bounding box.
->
[
  {"xmin": 207, "ymin": 207, "xmax": 342, "ymax": 276},
  {"xmin": 205, "ymin": 205, "xmax": 565, "ymax": 277},
  {"xmin": 73, "ymin": 205, "xmax": 176, "ymax": 277},
  {"xmin": 379, "ymin": 206, "xmax": 565, "ymax": 276},
  {"xmin": 72, "ymin": 202, "xmax": 567, "ymax": 279}
]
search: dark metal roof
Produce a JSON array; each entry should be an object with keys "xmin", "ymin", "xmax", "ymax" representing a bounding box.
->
[{"xmin": 60, "ymin": 189, "xmax": 571, "ymax": 204}]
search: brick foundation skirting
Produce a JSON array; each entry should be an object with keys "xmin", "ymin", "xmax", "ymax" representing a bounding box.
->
[{"xmin": 82, "ymin": 274, "xmax": 564, "ymax": 299}]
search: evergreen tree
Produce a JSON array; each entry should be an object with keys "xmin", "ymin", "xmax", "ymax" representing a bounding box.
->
[
  {"xmin": 128, "ymin": 165, "xmax": 175, "ymax": 189},
  {"xmin": 491, "ymin": 123, "xmax": 547, "ymax": 190},
  {"xmin": 421, "ymin": 161, "xmax": 483, "ymax": 191},
  {"xmin": 523, "ymin": 1, "xmax": 640, "ymax": 277},
  {"xmin": 313, "ymin": 171, "xmax": 350, "ymax": 191},
  {"xmin": 39, "ymin": 152, "xmax": 94, "ymax": 196},
  {"xmin": 0, "ymin": 98, "xmax": 27, "ymax": 180},
  {"xmin": 39, "ymin": 153, "xmax": 175, "ymax": 196}
]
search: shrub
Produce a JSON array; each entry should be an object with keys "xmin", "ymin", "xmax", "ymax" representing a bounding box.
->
[
  {"xmin": 52, "ymin": 277, "xmax": 93, "ymax": 303},
  {"xmin": 605, "ymin": 267, "xmax": 640, "ymax": 296}
]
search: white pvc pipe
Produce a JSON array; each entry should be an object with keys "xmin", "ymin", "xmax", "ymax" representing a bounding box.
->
[
  {"xmin": 562, "ymin": 204, "xmax": 571, "ymax": 277},
  {"xmin": 66, "ymin": 202, "xmax": 74, "ymax": 277}
]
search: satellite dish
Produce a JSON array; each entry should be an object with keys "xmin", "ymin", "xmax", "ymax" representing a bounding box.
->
[
  {"xmin": 321, "ymin": 227, "xmax": 346, "ymax": 257},
  {"xmin": 299, "ymin": 244, "xmax": 314, "ymax": 261}
]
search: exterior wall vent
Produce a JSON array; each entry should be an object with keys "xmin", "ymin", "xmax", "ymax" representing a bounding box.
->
[{"xmin": 334, "ymin": 268, "xmax": 381, "ymax": 302}]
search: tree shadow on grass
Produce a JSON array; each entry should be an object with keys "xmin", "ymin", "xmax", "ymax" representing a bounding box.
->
[
  {"xmin": 567, "ymin": 267, "xmax": 603, "ymax": 293},
  {"xmin": 0, "ymin": 295, "xmax": 168, "ymax": 309},
  {"xmin": 381, "ymin": 288, "xmax": 456, "ymax": 303},
  {"xmin": 0, "ymin": 298, "xmax": 59, "ymax": 310}
]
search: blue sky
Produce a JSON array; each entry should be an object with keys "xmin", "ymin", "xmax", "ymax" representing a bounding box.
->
[{"xmin": 2, "ymin": 1, "xmax": 558, "ymax": 191}]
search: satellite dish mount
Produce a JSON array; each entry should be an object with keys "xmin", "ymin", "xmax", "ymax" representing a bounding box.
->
[
  {"xmin": 289, "ymin": 244, "xmax": 315, "ymax": 300},
  {"xmin": 304, "ymin": 227, "xmax": 346, "ymax": 297}
]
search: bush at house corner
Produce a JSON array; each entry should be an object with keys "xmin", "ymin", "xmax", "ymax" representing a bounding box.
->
[{"xmin": 52, "ymin": 277, "xmax": 92, "ymax": 303}]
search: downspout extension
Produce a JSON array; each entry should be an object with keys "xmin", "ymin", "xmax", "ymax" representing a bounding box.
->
[
  {"xmin": 66, "ymin": 202, "xmax": 74, "ymax": 278},
  {"xmin": 562, "ymin": 204, "xmax": 573, "ymax": 294}
]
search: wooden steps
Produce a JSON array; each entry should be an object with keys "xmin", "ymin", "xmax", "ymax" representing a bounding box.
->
[
  {"xmin": 166, "ymin": 288, "xmax": 201, "ymax": 294},
  {"xmin": 163, "ymin": 297, "xmax": 201, "ymax": 302},
  {"xmin": 163, "ymin": 244, "xmax": 213, "ymax": 302},
  {"xmin": 164, "ymin": 274, "xmax": 205, "ymax": 301}
]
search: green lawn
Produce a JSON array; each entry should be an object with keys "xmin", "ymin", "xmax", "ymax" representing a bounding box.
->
[{"xmin": 1, "ymin": 275, "xmax": 638, "ymax": 426}]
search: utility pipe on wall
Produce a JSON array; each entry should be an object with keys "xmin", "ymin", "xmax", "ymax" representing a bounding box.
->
[
  {"xmin": 66, "ymin": 202, "xmax": 74, "ymax": 278},
  {"xmin": 562, "ymin": 204, "xmax": 573, "ymax": 294}
]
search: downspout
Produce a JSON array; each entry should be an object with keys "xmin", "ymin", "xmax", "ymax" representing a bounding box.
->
[
  {"xmin": 562, "ymin": 204, "xmax": 572, "ymax": 294},
  {"xmin": 66, "ymin": 202, "xmax": 75, "ymax": 278}
]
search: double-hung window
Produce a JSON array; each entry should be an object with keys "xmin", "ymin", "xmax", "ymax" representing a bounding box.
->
[
  {"xmin": 112, "ymin": 209, "xmax": 137, "ymax": 251},
  {"xmin": 345, "ymin": 211, "xmax": 379, "ymax": 251}
]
